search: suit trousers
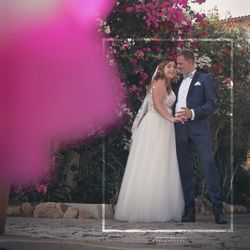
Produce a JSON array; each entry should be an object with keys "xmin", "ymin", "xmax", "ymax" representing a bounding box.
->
[{"xmin": 175, "ymin": 122, "xmax": 223, "ymax": 216}]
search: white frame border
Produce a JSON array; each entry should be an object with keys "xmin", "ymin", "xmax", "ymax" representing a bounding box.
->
[{"xmin": 101, "ymin": 38, "xmax": 234, "ymax": 233}]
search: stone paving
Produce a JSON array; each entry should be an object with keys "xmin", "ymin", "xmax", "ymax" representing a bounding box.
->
[{"xmin": 0, "ymin": 214, "xmax": 250, "ymax": 249}]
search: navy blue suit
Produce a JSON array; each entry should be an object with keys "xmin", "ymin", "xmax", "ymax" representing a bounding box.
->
[{"xmin": 172, "ymin": 70, "xmax": 223, "ymax": 216}]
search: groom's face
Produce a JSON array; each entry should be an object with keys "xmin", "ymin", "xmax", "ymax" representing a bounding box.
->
[{"xmin": 177, "ymin": 56, "xmax": 193, "ymax": 75}]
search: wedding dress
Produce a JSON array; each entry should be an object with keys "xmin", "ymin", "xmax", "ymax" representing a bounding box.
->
[{"xmin": 114, "ymin": 89, "xmax": 184, "ymax": 222}]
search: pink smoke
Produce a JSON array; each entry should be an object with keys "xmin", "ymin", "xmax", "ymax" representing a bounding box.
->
[{"xmin": 0, "ymin": 0, "xmax": 122, "ymax": 185}]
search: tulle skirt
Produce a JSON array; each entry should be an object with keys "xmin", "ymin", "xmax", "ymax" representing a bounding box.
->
[{"xmin": 114, "ymin": 111, "xmax": 184, "ymax": 222}]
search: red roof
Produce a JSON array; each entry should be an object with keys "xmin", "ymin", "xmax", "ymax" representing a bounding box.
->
[{"xmin": 222, "ymin": 14, "xmax": 250, "ymax": 22}]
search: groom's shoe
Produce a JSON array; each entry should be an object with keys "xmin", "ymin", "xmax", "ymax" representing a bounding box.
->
[
  {"xmin": 215, "ymin": 213, "xmax": 227, "ymax": 224},
  {"xmin": 182, "ymin": 215, "xmax": 196, "ymax": 222},
  {"xmin": 182, "ymin": 211, "xmax": 196, "ymax": 222}
]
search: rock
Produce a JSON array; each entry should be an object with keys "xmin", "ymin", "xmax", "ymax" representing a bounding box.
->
[
  {"xmin": 195, "ymin": 196, "xmax": 248, "ymax": 215},
  {"xmin": 21, "ymin": 202, "xmax": 34, "ymax": 217},
  {"xmin": 78, "ymin": 209, "xmax": 93, "ymax": 219},
  {"xmin": 63, "ymin": 207, "xmax": 79, "ymax": 219},
  {"xmin": 7, "ymin": 205, "xmax": 21, "ymax": 216},
  {"xmin": 223, "ymin": 203, "xmax": 247, "ymax": 214},
  {"xmin": 234, "ymin": 204, "xmax": 247, "ymax": 213},
  {"xmin": 201, "ymin": 197, "xmax": 212, "ymax": 215},
  {"xmin": 223, "ymin": 202, "xmax": 232, "ymax": 214},
  {"xmin": 33, "ymin": 202, "xmax": 63, "ymax": 218},
  {"xmin": 60, "ymin": 203, "xmax": 70, "ymax": 213},
  {"xmin": 64, "ymin": 203, "xmax": 112, "ymax": 219},
  {"xmin": 195, "ymin": 196, "xmax": 212, "ymax": 215}
]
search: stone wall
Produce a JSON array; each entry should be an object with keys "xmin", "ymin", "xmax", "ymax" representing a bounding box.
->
[{"xmin": 7, "ymin": 197, "xmax": 248, "ymax": 219}]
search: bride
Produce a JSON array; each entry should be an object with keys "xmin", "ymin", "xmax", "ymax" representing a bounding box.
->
[{"xmin": 114, "ymin": 59, "xmax": 185, "ymax": 222}]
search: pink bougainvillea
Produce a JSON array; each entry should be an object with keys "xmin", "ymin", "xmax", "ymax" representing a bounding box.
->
[
  {"xmin": 35, "ymin": 184, "xmax": 48, "ymax": 194},
  {"xmin": 104, "ymin": 0, "xmax": 208, "ymax": 107},
  {"xmin": 194, "ymin": 0, "xmax": 207, "ymax": 4}
]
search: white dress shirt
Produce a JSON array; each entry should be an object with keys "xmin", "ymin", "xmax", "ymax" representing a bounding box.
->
[{"xmin": 175, "ymin": 70, "xmax": 196, "ymax": 120}]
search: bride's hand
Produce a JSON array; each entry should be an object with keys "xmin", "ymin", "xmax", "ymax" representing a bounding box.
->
[{"xmin": 170, "ymin": 116, "xmax": 185, "ymax": 124}]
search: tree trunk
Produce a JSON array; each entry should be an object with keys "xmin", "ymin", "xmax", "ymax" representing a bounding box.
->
[{"xmin": 0, "ymin": 181, "xmax": 10, "ymax": 235}]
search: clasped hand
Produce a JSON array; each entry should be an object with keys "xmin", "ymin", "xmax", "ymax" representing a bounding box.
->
[{"xmin": 173, "ymin": 107, "xmax": 192, "ymax": 124}]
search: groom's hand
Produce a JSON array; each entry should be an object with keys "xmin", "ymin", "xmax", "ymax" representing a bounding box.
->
[{"xmin": 177, "ymin": 107, "xmax": 192, "ymax": 120}]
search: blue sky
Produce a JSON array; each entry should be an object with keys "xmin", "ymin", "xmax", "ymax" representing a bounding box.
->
[{"xmin": 190, "ymin": 0, "xmax": 250, "ymax": 18}]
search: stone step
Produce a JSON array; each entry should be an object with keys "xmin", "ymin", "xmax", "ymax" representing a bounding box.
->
[{"xmin": 7, "ymin": 203, "xmax": 114, "ymax": 219}]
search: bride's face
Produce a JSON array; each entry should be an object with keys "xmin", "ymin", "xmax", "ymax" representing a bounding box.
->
[{"xmin": 164, "ymin": 61, "xmax": 177, "ymax": 80}]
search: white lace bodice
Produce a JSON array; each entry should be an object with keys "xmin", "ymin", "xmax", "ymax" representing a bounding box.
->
[
  {"xmin": 147, "ymin": 89, "xmax": 176, "ymax": 115},
  {"xmin": 131, "ymin": 89, "xmax": 176, "ymax": 134}
]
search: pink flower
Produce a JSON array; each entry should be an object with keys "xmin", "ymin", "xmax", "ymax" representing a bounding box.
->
[
  {"xmin": 121, "ymin": 43, "xmax": 128, "ymax": 50},
  {"xmin": 223, "ymin": 78, "xmax": 232, "ymax": 86},
  {"xmin": 35, "ymin": 184, "xmax": 48, "ymax": 194},
  {"xmin": 177, "ymin": 40, "xmax": 185, "ymax": 47},
  {"xmin": 131, "ymin": 84, "xmax": 137, "ymax": 90},
  {"xmin": 131, "ymin": 58, "xmax": 138, "ymax": 65},
  {"xmin": 126, "ymin": 7, "xmax": 133, "ymax": 13},
  {"xmin": 140, "ymin": 73, "xmax": 148, "ymax": 82},
  {"xmin": 134, "ymin": 50, "xmax": 144, "ymax": 59},
  {"xmin": 174, "ymin": 0, "xmax": 188, "ymax": 7},
  {"xmin": 128, "ymin": 84, "xmax": 138, "ymax": 93},
  {"xmin": 136, "ymin": 91, "xmax": 141, "ymax": 98},
  {"xmin": 134, "ymin": 68, "xmax": 140, "ymax": 74},
  {"xmin": 195, "ymin": 0, "xmax": 206, "ymax": 4},
  {"xmin": 167, "ymin": 7, "xmax": 185, "ymax": 25},
  {"xmin": 127, "ymin": 0, "xmax": 196, "ymax": 35},
  {"xmin": 193, "ymin": 13, "xmax": 206, "ymax": 23},
  {"xmin": 146, "ymin": 19, "xmax": 151, "ymax": 29},
  {"xmin": 203, "ymin": 31, "xmax": 209, "ymax": 37}
]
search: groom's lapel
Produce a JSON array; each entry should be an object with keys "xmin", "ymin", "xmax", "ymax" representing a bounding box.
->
[{"xmin": 187, "ymin": 71, "xmax": 200, "ymax": 96}]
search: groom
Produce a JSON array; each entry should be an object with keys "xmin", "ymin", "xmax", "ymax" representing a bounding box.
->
[{"xmin": 172, "ymin": 49, "xmax": 227, "ymax": 224}]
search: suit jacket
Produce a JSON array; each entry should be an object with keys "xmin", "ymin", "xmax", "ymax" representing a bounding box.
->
[{"xmin": 172, "ymin": 70, "xmax": 216, "ymax": 135}]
